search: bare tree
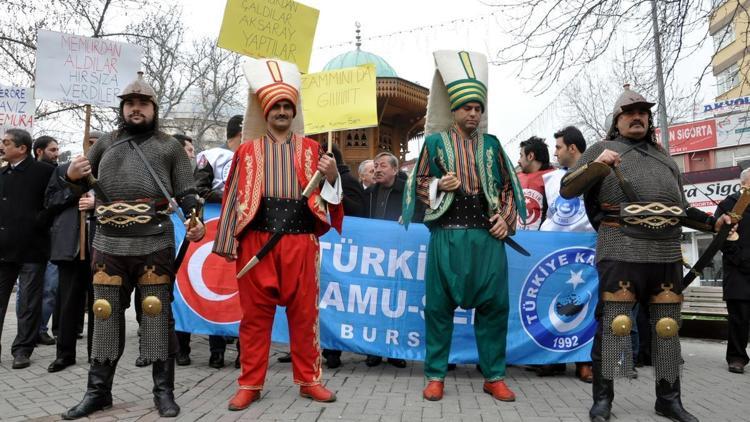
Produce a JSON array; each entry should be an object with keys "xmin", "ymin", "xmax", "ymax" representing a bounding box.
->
[
  {"xmin": 491, "ymin": 0, "xmax": 748, "ymax": 149},
  {"xmin": 0, "ymin": 0, "xmax": 201, "ymax": 151},
  {"xmin": 563, "ymin": 62, "xmax": 698, "ymax": 142}
]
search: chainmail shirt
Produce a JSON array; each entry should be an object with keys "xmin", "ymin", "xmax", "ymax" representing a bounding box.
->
[
  {"xmin": 87, "ymin": 131, "xmax": 196, "ymax": 256},
  {"xmin": 568, "ymin": 137, "xmax": 687, "ymax": 263}
]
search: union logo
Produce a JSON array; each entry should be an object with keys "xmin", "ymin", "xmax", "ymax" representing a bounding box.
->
[
  {"xmin": 175, "ymin": 217, "xmax": 242, "ymax": 324},
  {"xmin": 550, "ymin": 196, "xmax": 587, "ymax": 226},
  {"xmin": 519, "ymin": 247, "xmax": 598, "ymax": 352}
]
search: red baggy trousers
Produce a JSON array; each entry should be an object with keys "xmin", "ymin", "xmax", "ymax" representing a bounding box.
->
[{"xmin": 235, "ymin": 230, "xmax": 322, "ymax": 389}]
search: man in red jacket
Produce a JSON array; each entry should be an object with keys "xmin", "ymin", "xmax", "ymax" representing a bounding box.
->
[{"xmin": 213, "ymin": 58, "xmax": 343, "ymax": 411}]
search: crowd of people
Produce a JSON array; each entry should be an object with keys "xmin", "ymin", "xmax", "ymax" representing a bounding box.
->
[{"xmin": 0, "ymin": 49, "xmax": 747, "ymax": 422}]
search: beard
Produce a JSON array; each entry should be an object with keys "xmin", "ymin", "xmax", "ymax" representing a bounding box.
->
[{"xmin": 122, "ymin": 116, "xmax": 156, "ymax": 134}]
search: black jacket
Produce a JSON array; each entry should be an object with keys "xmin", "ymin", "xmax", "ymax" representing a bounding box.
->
[
  {"xmin": 364, "ymin": 177, "xmax": 424, "ymax": 222},
  {"xmin": 716, "ymin": 192, "xmax": 750, "ymax": 301},
  {"xmin": 339, "ymin": 164, "xmax": 366, "ymax": 217},
  {"xmin": 45, "ymin": 163, "xmax": 87, "ymax": 262},
  {"xmin": 0, "ymin": 156, "xmax": 55, "ymax": 263}
]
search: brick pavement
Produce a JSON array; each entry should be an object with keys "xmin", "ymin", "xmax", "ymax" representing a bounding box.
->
[{"xmin": 1, "ymin": 294, "xmax": 749, "ymax": 421}]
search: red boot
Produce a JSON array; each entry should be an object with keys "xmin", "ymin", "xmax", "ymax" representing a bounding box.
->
[
  {"xmin": 423, "ymin": 380, "xmax": 444, "ymax": 401},
  {"xmin": 228, "ymin": 389, "xmax": 261, "ymax": 411},
  {"xmin": 483, "ymin": 380, "xmax": 516, "ymax": 402},
  {"xmin": 300, "ymin": 384, "xmax": 337, "ymax": 402}
]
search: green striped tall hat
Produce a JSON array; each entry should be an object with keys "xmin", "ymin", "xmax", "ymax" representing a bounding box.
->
[{"xmin": 425, "ymin": 50, "xmax": 489, "ymax": 135}]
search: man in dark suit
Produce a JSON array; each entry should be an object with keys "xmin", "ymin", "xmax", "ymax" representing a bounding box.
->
[
  {"xmin": 717, "ymin": 168, "xmax": 750, "ymax": 374},
  {"xmin": 0, "ymin": 128, "xmax": 55, "ymax": 369}
]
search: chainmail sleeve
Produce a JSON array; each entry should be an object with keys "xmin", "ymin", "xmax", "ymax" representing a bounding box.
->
[{"xmin": 167, "ymin": 136, "xmax": 199, "ymax": 216}]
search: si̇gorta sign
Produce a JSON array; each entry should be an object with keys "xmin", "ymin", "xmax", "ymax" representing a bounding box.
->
[
  {"xmin": 173, "ymin": 207, "xmax": 599, "ymax": 365},
  {"xmin": 301, "ymin": 64, "xmax": 378, "ymax": 135},
  {"xmin": 0, "ymin": 86, "xmax": 34, "ymax": 133},
  {"xmin": 34, "ymin": 30, "xmax": 144, "ymax": 107},
  {"xmin": 217, "ymin": 0, "xmax": 319, "ymax": 73}
]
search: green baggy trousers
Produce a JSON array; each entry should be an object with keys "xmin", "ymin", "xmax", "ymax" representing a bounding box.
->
[{"xmin": 424, "ymin": 227, "xmax": 509, "ymax": 381}]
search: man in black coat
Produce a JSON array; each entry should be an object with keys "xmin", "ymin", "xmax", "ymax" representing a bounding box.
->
[
  {"xmin": 716, "ymin": 168, "xmax": 750, "ymax": 374},
  {"xmin": 44, "ymin": 160, "xmax": 96, "ymax": 372},
  {"xmin": 0, "ymin": 128, "xmax": 55, "ymax": 369}
]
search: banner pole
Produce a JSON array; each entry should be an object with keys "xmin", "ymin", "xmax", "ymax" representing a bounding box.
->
[{"xmin": 79, "ymin": 104, "xmax": 91, "ymax": 261}]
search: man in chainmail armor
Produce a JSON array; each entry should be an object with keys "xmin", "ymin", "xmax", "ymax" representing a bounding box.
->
[
  {"xmin": 60, "ymin": 72, "xmax": 205, "ymax": 419},
  {"xmin": 560, "ymin": 85, "xmax": 733, "ymax": 422}
]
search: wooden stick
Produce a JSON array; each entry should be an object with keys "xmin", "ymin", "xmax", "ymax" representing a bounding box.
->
[{"xmin": 79, "ymin": 104, "xmax": 92, "ymax": 261}]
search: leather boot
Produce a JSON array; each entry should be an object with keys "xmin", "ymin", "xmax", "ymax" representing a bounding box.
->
[
  {"xmin": 654, "ymin": 378, "xmax": 698, "ymax": 422},
  {"xmin": 589, "ymin": 362, "xmax": 614, "ymax": 422},
  {"xmin": 152, "ymin": 359, "xmax": 180, "ymax": 417},
  {"xmin": 61, "ymin": 363, "xmax": 116, "ymax": 420}
]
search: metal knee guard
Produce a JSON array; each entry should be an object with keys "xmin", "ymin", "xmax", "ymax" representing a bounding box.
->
[
  {"xmin": 138, "ymin": 266, "xmax": 171, "ymax": 362},
  {"xmin": 650, "ymin": 283, "xmax": 683, "ymax": 385},
  {"xmin": 601, "ymin": 281, "xmax": 636, "ymax": 380},
  {"xmin": 91, "ymin": 264, "xmax": 123, "ymax": 363}
]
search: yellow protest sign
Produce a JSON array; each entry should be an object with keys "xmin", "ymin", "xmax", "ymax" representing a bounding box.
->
[
  {"xmin": 301, "ymin": 64, "xmax": 378, "ymax": 135},
  {"xmin": 217, "ymin": 0, "xmax": 318, "ymax": 73}
]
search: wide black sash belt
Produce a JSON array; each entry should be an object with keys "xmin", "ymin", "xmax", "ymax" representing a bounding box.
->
[
  {"xmin": 248, "ymin": 197, "xmax": 316, "ymax": 234},
  {"xmin": 437, "ymin": 194, "xmax": 491, "ymax": 229}
]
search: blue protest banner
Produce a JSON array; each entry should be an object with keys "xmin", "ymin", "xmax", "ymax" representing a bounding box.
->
[{"xmin": 173, "ymin": 206, "xmax": 599, "ymax": 364}]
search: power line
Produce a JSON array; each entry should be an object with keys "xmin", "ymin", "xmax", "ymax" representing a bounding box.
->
[{"xmin": 315, "ymin": 12, "xmax": 501, "ymax": 50}]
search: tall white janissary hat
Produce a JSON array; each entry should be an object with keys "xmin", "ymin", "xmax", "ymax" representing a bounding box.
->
[
  {"xmin": 241, "ymin": 58, "xmax": 304, "ymax": 140},
  {"xmin": 425, "ymin": 50, "xmax": 489, "ymax": 136}
]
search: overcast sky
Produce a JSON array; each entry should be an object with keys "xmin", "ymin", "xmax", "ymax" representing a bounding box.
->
[
  {"xmin": 176, "ymin": 0, "xmax": 718, "ymax": 161},
  {"xmin": 29, "ymin": 0, "xmax": 717, "ymax": 160}
]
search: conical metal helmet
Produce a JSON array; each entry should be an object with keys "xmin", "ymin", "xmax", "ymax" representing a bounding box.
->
[
  {"xmin": 612, "ymin": 83, "xmax": 655, "ymax": 120},
  {"xmin": 118, "ymin": 71, "xmax": 157, "ymax": 105}
]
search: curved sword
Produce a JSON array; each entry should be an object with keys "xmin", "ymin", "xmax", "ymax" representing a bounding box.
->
[
  {"xmin": 237, "ymin": 133, "xmax": 333, "ymax": 279},
  {"xmin": 433, "ymin": 156, "xmax": 530, "ymax": 256},
  {"xmin": 682, "ymin": 187, "xmax": 749, "ymax": 287}
]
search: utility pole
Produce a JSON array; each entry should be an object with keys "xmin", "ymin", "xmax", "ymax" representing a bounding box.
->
[{"xmin": 650, "ymin": 0, "xmax": 670, "ymax": 151}]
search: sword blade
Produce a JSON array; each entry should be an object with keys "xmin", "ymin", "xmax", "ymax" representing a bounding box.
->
[{"xmin": 504, "ymin": 236, "xmax": 530, "ymax": 256}]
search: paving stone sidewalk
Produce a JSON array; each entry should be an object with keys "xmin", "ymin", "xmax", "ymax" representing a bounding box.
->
[{"xmin": 1, "ymin": 294, "xmax": 749, "ymax": 421}]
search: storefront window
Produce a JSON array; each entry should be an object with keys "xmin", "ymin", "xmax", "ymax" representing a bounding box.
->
[{"xmin": 695, "ymin": 233, "xmax": 723, "ymax": 286}]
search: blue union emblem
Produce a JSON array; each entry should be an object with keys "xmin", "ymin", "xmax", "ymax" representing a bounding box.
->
[{"xmin": 519, "ymin": 247, "xmax": 598, "ymax": 352}]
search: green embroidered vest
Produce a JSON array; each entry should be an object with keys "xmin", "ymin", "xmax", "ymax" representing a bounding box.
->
[{"xmin": 402, "ymin": 132, "xmax": 526, "ymax": 229}]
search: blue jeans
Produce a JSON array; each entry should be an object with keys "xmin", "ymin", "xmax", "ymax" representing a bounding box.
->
[{"xmin": 39, "ymin": 262, "xmax": 58, "ymax": 335}]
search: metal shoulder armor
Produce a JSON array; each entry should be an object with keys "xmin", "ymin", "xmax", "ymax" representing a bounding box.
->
[{"xmin": 560, "ymin": 161, "xmax": 611, "ymax": 199}]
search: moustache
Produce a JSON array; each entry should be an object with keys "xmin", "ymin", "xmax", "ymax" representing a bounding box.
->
[
  {"xmin": 128, "ymin": 113, "xmax": 145, "ymax": 118},
  {"xmin": 630, "ymin": 120, "xmax": 644, "ymax": 127}
]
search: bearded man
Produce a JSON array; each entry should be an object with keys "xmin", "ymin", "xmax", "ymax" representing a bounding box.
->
[
  {"xmin": 61, "ymin": 72, "xmax": 205, "ymax": 419},
  {"xmin": 561, "ymin": 84, "xmax": 733, "ymax": 422}
]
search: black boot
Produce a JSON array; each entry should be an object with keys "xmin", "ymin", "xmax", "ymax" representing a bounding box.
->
[
  {"xmin": 153, "ymin": 359, "xmax": 180, "ymax": 417},
  {"xmin": 61, "ymin": 363, "xmax": 116, "ymax": 420},
  {"xmin": 654, "ymin": 378, "xmax": 698, "ymax": 422},
  {"xmin": 589, "ymin": 363, "xmax": 613, "ymax": 422}
]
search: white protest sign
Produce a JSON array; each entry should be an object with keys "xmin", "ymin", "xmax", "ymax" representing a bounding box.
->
[
  {"xmin": 35, "ymin": 30, "xmax": 144, "ymax": 107},
  {"xmin": 0, "ymin": 86, "xmax": 34, "ymax": 134}
]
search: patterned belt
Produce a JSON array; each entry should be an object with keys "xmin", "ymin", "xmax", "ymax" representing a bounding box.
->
[
  {"xmin": 602, "ymin": 201, "xmax": 685, "ymax": 240},
  {"xmin": 437, "ymin": 194, "xmax": 491, "ymax": 229},
  {"xmin": 248, "ymin": 197, "xmax": 316, "ymax": 234},
  {"xmin": 95, "ymin": 199, "xmax": 169, "ymax": 237}
]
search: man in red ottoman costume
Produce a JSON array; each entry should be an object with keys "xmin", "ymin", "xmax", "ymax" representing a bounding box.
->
[{"xmin": 213, "ymin": 58, "xmax": 343, "ymax": 410}]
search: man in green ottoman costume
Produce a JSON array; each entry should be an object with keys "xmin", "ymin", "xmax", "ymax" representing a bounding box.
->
[{"xmin": 402, "ymin": 50, "xmax": 526, "ymax": 402}]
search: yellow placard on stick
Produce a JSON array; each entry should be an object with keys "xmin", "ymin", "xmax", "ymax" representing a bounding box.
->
[
  {"xmin": 217, "ymin": 0, "xmax": 318, "ymax": 73},
  {"xmin": 301, "ymin": 64, "xmax": 378, "ymax": 135}
]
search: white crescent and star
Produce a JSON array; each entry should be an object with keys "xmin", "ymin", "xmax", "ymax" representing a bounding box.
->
[{"xmin": 187, "ymin": 242, "xmax": 238, "ymax": 302}]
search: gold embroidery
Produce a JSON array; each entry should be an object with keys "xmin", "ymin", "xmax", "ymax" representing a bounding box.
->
[{"xmin": 486, "ymin": 148, "xmax": 500, "ymax": 211}]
